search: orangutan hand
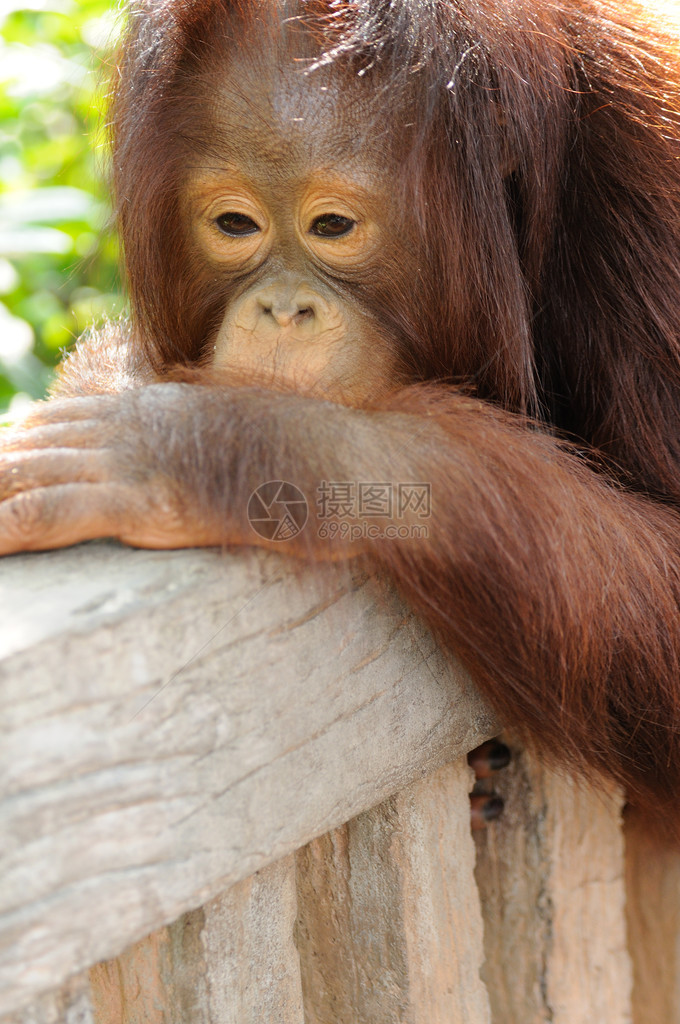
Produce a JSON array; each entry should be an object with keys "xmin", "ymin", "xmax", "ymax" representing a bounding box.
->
[{"xmin": 0, "ymin": 385, "xmax": 223, "ymax": 555}]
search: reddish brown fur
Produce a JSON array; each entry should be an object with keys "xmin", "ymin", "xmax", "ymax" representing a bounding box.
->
[{"xmin": 23, "ymin": 0, "xmax": 680, "ymax": 839}]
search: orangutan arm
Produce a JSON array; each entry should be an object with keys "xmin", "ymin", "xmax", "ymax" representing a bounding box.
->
[{"xmin": 1, "ymin": 374, "xmax": 679, "ymax": 837}]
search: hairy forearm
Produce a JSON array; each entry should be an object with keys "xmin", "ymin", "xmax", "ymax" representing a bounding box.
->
[
  {"xmin": 145, "ymin": 380, "xmax": 680, "ymax": 814},
  {"xmin": 142, "ymin": 382, "xmax": 680, "ymax": 659},
  {"xmin": 3, "ymin": 372, "xmax": 680, "ymax": 831},
  {"xmin": 373, "ymin": 391, "xmax": 680, "ymax": 796}
]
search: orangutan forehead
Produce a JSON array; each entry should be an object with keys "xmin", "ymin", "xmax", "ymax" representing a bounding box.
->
[{"xmin": 187, "ymin": 41, "xmax": 401, "ymax": 182}]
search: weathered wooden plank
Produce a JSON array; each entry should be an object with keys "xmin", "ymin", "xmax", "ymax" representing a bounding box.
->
[
  {"xmin": 0, "ymin": 974, "xmax": 94, "ymax": 1024},
  {"xmin": 295, "ymin": 759, "xmax": 490, "ymax": 1023},
  {"xmin": 89, "ymin": 855, "xmax": 303, "ymax": 1024},
  {"xmin": 0, "ymin": 543, "xmax": 496, "ymax": 1018},
  {"xmin": 625, "ymin": 810, "xmax": 680, "ymax": 1024},
  {"xmin": 473, "ymin": 743, "xmax": 632, "ymax": 1024}
]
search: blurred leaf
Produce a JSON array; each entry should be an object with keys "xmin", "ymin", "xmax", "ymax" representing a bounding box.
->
[
  {"xmin": 0, "ymin": 226, "xmax": 74, "ymax": 253},
  {"xmin": 0, "ymin": 2, "xmax": 73, "ymax": 15},
  {"xmin": 0, "ymin": 0, "xmax": 124, "ymax": 414},
  {"xmin": 0, "ymin": 299, "xmax": 33, "ymax": 360},
  {"xmin": 0, "ymin": 186, "xmax": 98, "ymax": 223}
]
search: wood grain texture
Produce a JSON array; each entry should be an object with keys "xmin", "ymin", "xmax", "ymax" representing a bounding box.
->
[
  {"xmin": 0, "ymin": 974, "xmax": 94, "ymax": 1024},
  {"xmin": 473, "ymin": 743, "xmax": 632, "ymax": 1024},
  {"xmin": 0, "ymin": 542, "xmax": 496, "ymax": 1018},
  {"xmin": 89, "ymin": 856, "xmax": 303, "ymax": 1024},
  {"xmin": 625, "ymin": 810, "xmax": 680, "ymax": 1024},
  {"xmin": 295, "ymin": 760, "xmax": 490, "ymax": 1023}
]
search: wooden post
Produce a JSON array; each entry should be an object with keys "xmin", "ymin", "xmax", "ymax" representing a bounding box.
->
[
  {"xmin": 0, "ymin": 975, "xmax": 94, "ymax": 1024},
  {"xmin": 296, "ymin": 760, "xmax": 491, "ymax": 1023},
  {"xmin": 473, "ymin": 743, "xmax": 632, "ymax": 1024},
  {"xmin": 625, "ymin": 809, "xmax": 680, "ymax": 1024},
  {"xmin": 89, "ymin": 856, "xmax": 304, "ymax": 1024},
  {"xmin": 0, "ymin": 543, "xmax": 495, "ymax": 1018}
]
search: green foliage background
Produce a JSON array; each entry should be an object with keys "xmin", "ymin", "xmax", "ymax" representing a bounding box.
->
[{"xmin": 0, "ymin": 0, "xmax": 123, "ymax": 417}]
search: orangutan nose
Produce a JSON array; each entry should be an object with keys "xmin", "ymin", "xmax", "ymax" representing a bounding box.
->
[
  {"xmin": 256, "ymin": 282, "xmax": 319, "ymax": 329},
  {"xmin": 265, "ymin": 298, "xmax": 314, "ymax": 327}
]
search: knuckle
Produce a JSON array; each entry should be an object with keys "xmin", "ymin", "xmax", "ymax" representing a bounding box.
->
[
  {"xmin": 0, "ymin": 461, "xmax": 25, "ymax": 500},
  {"xmin": 2, "ymin": 489, "xmax": 53, "ymax": 544},
  {"xmin": 0, "ymin": 455, "xmax": 32, "ymax": 499},
  {"xmin": 0, "ymin": 449, "xmax": 56, "ymax": 499}
]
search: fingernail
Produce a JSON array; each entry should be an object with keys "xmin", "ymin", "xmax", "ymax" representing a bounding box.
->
[
  {"xmin": 468, "ymin": 740, "xmax": 511, "ymax": 777},
  {"xmin": 486, "ymin": 742, "xmax": 511, "ymax": 771},
  {"xmin": 470, "ymin": 793, "xmax": 505, "ymax": 829},
  {"xmin": 481, "ymin": 795, "xmax": 504, "ymax": 821}
]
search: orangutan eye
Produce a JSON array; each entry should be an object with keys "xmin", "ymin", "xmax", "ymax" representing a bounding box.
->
[
  {"xmin": 215, "ymin": 212, "xmax": 260, "ymax": 237},
  {"xmin": 310, "ymin": 214, "xmax": 355, "ymax": 238}
]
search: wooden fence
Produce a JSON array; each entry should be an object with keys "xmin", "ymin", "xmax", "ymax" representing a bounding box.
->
[{"xmin": 1, "ymin": 543, "xmax": 679, "ymax": 1023}]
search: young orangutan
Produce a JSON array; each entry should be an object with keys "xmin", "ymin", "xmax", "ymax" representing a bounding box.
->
[{"xmin": 2, "ymin": 0, "xmax": 680, "ymax": 839}]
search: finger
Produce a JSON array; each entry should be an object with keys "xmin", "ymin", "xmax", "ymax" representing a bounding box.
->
[
  {"xmin": 0, "ymin": 448, "xmax": 113, "ymax": 501},
  {"xmin": 19, "ymin": 395, "xmax": 120, "ymax": 427},
  {"xmin": 467, "ymin": 739, "xmax": 511, "ymax": 779},
  {"xmin": 0, "ymin": 483, "xmax": 124, "ymax": 555},
  {"xmin": 0, "ymin": 420, "xmax": 106, "ymax": 453},
  {"xmin": 470, "ymin": 793, "xmax": 505, "ymax": 830}
]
